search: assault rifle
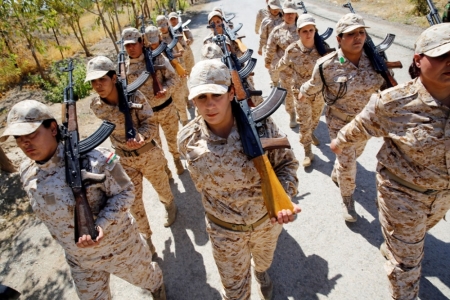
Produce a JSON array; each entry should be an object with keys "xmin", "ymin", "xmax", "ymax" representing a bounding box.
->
[
  {"xmin": 219, "ymin": 7, "xmax": 248, "ymax": 53},
  {"xmin": 297, "ymin": 1, "xmax": 335, "ymax": 56},
  {"xmin": 426, "ymin": 0, "xmax": 442, "ymax": 25},
  {"xmin": 117, "ymin": 39, "xmax": 144, "ymax": 140},
  {"xmin": 60, "ymin": 60, "xmax": 115, "ymax": 243},
  {"xmin": 213, "ymin": 24, "xmax": 296, "ymax": 219},
  {"xmin": 343, "ymin": 2, "xmax": 401, "ymax": 87},
  {"xmin": 163, "ymin": 14, "xmax": 189, "ymax": 76}
]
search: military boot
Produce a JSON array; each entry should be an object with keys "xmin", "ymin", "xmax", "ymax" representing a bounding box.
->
[
  {"xmin": 151, "ymin": 283, "xmax": 167, "ymax": 300},
  {"xmin": 342, "ymin": 195, "xmax": 357, "ymax": 222},
  {"xmin": 311, "ymin": 133, "xmax": 320, "ymax": 146},
  {"xmin": 145, "ymin": 237, "xmax": 157, "ymax": 258},
  {"xmin": 254, "ymin": 270, "xmax": 273, "ymax": 300},
  {"xmin": 164, "ymin": 202, "xmax": 178, "ymax": 227},
  {"xmin": 174, "ymin": 158, "xmax": 185, "ymax": 175},
  {"xmin": 302, "ymin": 144, "xmax": 314, "ymax": 167},
  {"xmin": 289, "ymin": 111, "xmax": 298, "ymax": 128}
]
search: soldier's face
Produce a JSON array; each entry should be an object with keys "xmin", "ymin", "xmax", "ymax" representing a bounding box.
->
[
  {"xmin": 299, "ymin": 25, "xmax": 316, "ymax": 46},
  {"xmin": 15, "ymin": 123, "xmax": 58, "ymax": 161},
  {"xmin": 193, "ymin": 88, "xmax": 234, "ymax": 134},
  {"xmin": 284, "ymin": 13, "xmax": 297, "ymax": 25},
  {"xmin": 91, "ymin": 75, "xmax": 117, "ymax": 101},
  {"xmin": 269, "ymin": 8, "xmax": 280, "ymax": 16},
  {"xmin": 337, "ymin": 28, "xmax": 366, "ymax": 55},
  {"xmin": 159, "ymin": 25, "xmax": 169, "ymax": 34},
  {"xmin": 210, "ymin": 16, "xmax": 223, "ymax": 34},
  {"xmin": 415, "ymin": 51, "xmax": 450, "ymax": 91},
  {"xmin": 125, "ymin": 41, "xmax": 143, "ymax": 59},
  {"xmin": 169, "ymin": 17, "xmax": 178, "ymax": 27}
]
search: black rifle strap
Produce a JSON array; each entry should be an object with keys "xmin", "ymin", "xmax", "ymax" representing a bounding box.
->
[{"xmin": 319, "ymin": 62, "xmax": 347, "ymax": 106}]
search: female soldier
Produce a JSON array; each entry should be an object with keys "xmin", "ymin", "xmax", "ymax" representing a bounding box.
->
[
  {"xmin": 299, "ymin": 13, "xmax": 385, "ymax": 222},
  {"xmin": 276, "ymin": 14, "xmax": 327, "ymax": 167},
  {"xmin": 258, "ymin": 0, "xmax": 283, "ymax": 57},
  {"xmin": 330, "ymin": 23, "xmax": 450, "ymax": 300},
  {"xmin": 178, "ymin": 59, "xmax": 300, "ymax": 299}
]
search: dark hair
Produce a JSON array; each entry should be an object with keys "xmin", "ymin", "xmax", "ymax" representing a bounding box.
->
[
  {"xmin": 106, "ymin": 70, "xmax": 116, "ymax": 78},
  {"xmin": 137, "ymin": 37, "xmax": 142, "ymax": 44},
  {"xmin": 42, "ymin": 119, "xmax": 62, "ymax": 142},
  {"xmin": 408, "ymin": 56, "xmax": 422, "ymax": 79}
]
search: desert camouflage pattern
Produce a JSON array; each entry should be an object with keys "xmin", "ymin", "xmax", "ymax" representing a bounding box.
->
[
  {"xmin": 90, "ymin": 91, "xmax": 174, "ymax": 237},
  {"xmin": 414, "ymin": 23, "xmax": 450, "ymax": 57},
  {"xmin": 277, "ymin": 40, "xmax": 324, "ymax": 146},
  {"xmin": 203, "ymin": 32, "xmax": 244, "ymax": 58},
  {"xmin": 301, "ymin": 48, "xmax": 384, "ymax": 196},
  {"xmin": 255, "ymin": 8, "xmax": 269, "ymax": 34},
  {"xmin": 334, "ymin": 78, "xmax": 450, "ymax": 299},
  {"xmin": 20, "ymin": 144, "xmax": 163, "ymax": 299},
  {"xmin": 178, "ymin": 115, "xmax": 297, "ymax": 299},
  {"xmin": 335, "ymin": 13, "xmax": 369, "ymax": 36},
  {"xmin": 259, "ymin": 13, "xmax": 283, "ymax": 55},
  {"xmin": 206, "ymin": 217, "xmax": 282, "ymax": 299},
  {"xmin": 182, "ymin": 28, "xmax": 196, "ymax": 73},
  {"xmin": 122, "ymin": 27, "xmax": 141, "ymax": 45},
  {"xmin": 126, "ymin": 53, "xmax": 181, "ymax": 160}
]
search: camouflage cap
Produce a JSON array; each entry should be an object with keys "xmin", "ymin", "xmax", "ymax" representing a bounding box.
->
[
  {"xmin": 0, "ymin": 100, "xmax": 55, "ymax": 142},
  {"xmin": 188, "ymin": 60, "xmax": 231, "ymax": 100},
  {"xmin": 201, "ymin": 43, "xmax": 224, "ymax": 60},
  {"xmin": 122, "ymin": 27, "xmax": 141, "ymax": 45},
  {"xmin": 144, "ymin": 25, "xmax": 160, "ymax": 44},
  {"xmin": 297, "ymin": 13, "xmax": 316, "ymax": 29},
  {"xmin": 282, "ymin": 0, "xmax": 298, "ymax": 14},
  {"xmin": 208, "ymin": 11, "xmax": 223, "ymax": 23},
  {"xmin": 84, "ymin": 56, "xmax": 115, "ymax": 82},
  {"xmin": 336, "ymin": 13, "xmax": 369, "ymax": 35},
  {"xmin": 414, "ymin": 23, "xmax": 450, "ymax": 57},
  {"xmin": 156, "ymin": 15, "xmax": 169, "ymax": 28},
  {"xmin": 213, "ymin": 7, "xmax": 223, "ymax": 15},
  {"xmin": 268, "ymin": 0, "xmax": 282, "ymax": 10},
  {"xmin": 168, "ymin": 12, "xmax": 178, "ymax": 20}
]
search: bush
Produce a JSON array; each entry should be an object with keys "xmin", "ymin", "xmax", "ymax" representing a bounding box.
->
[{"xmin": 32, "ymin": 59, "xmax": 92, "ymax": 103}]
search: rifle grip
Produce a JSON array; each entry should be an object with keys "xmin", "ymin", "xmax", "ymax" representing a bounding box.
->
[{"xmin": 252, "ymin": 154, "xmax": 294, "ymax": 219}]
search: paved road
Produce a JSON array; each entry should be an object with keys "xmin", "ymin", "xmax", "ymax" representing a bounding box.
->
[{"xmin": 1, "ymin": 1, "xmax": 449, "ymax": 299}]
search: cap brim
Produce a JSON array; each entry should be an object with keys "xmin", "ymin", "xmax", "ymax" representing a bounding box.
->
[
  {"xmin": 283, "ymin": 8, "xmax": 298, "ymax": 14},
  {"xmin": 158, "ymin": 24, "xmax": 168, "ymax": 28},
  {"xmin": 424, "ymin": 43, "xmax": 450, "ymax": 57},
  {"xmin": 148, "ymin": 37, "xmax": 159, "ymax": 44},
  {"xmin": 341, "ymin": 25, "xmax": 370, "ymax": 34},
  {"xmin": 84, "ymin": 70, "xmax": 109, "ymax": 82},
  {"xmin": 269, "ymin": 5, "xmax": 281, "ymax": 9},
  {"xmin": 0, "ymin": 121, "xmax": 42, "ymax": 143},
  {"xmin": 123, "ymin": 39, "xmax": 138, "ymax": 45},
  {"xmin": 188, "ymin": 84, "xmax": 228, "ymax": 100},
  {"xmin": 298, "ymin": 21, "xmax": 316, "ymax": 29}
]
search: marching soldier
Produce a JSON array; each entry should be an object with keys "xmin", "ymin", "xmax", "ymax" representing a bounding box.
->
[
  {"xmin": 276, "ymin": 14, "xmax": 328, "ymax": 167},
  {"xmin": 85, "ymin": 56, "xmax": 178, "ymax": 252},
  {"xmin": 265, "ymin": 0, "xmax": 300, "ymax": 127},
  {"xmin": 0, "ymin": 100, "xmax": 166, "ymax": 300},
  {"xmin": 331, "ymin": 23, "xmax": 450, "ymax": 300},
  {"xmin": 258, "ymin": 0, "xmax": 283, "ymax": 57},
  {"xmin": 178, "ymin": 59, "xmax": 300, "ymax": 300},
  {"xmin": 300, "ymin": 14, "xmax": 385, "ymax": 222},
  {"xmin": 255, "ymin": 0, "xmax": 270, "ymax": 34},
  {"xmin": 168, "ymin": 11, "xmax": 196, "ymax": 73}
]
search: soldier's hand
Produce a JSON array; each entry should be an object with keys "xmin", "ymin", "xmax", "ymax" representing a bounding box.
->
[
  {"xmin": 186, "ymin": 39, "xmax": 192, "ymax": 46},
  {"xmin": 156, "ymin": 89, "xmax": 167, "ymax": 98},
  {"xmin": 271, "ymin": 204, "xmax": 301, "ymax": 224},
  {"xmin": 330, "ymin": 139, "xmax": 342, "ymax": 155},
  {"xmin": 76, "ymin": 226, "xmax": 104, "ymax": 248},
  {"xmin": 126, "ymin": 134, "xmax": 145, "ymax": 149}
]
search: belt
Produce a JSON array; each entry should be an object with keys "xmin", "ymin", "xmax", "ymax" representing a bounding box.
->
[
  {"xmin": 328, "ymin": 106, "xmax": 354, "ymax": 123},
  {"xmin": 115, "ymin": 140, "xmax": 156, "ymax": 157},
  {"xmin": 383, "ymin": 168, "xmax": 438, "ymax": 195},
  {"xmin": 206, "ymin": 212, "xmax": 269, "ymax": 232},
  {"xmin": 152, "ymin": 97, "xmax": 173, "ymax": 112}
]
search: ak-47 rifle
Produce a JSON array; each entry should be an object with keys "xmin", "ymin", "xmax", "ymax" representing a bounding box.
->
[
  {"xmin": 219, "ymin": 8, "xmax": 248, "ymax": 53},
  {"xmin": 60, "ymin": 60, "xmax": 115, "ymax": 243},
  {"xmin": 426, "ymin": 0, "xmax": 442, "ymax": 25},
  {"xmin": 212, "ymin": 23, "xmax": 296, "ymax": 219},
  {"xmin": 297, "ymin": 1, "xmax": 335, "ymax": 56},
  {"xmin": 343, "ymin": 2, "xmax": 401, "ymax": 87}
]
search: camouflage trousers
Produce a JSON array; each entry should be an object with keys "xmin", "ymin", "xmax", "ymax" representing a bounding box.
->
[
  {"xmin": 183, "ymin": 47, "xmax": 195, "ymax": 74},
  {"xmin": 68, "ymin": 218, "xmax": 163, "ymax": 299},
  {"xmin": 206, "ymin": 217, "xmax": 282, "ymax": 300},
  {"xmin": 121, "ymin": 146, "xmax": 174, "ymax": 238},
  {"xmin": 153, "ymin": 103, "xmax": 181, "ymax": 160},
  {"xmin": 296, "ymin": 93, "xmax": 324, "ymax": 146},
  {"xmin": 377, "ymin": 168, "xmax": 450, "ymax": 300},
  {"xmin": 172, "ymin": 76, "xmax": 189, "ymax": 123},
  {"xmin": 279, "ymin": 70, "xmax": 296, "ymax": 115},
  {"xmin": 326, "ymin": 110, "xmax": 368, "ymax": 197},
  {"xmin": 269, "ymin": 59, "xmax": 280, "ymax": 85}
]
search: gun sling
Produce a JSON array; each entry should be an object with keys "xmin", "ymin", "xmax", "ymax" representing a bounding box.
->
[
  {"xmin": 152, "ymin": 97, "xmax": 173, "ymax": 112},
  {"xmin": 115, "ymin": 140, "xmax": 157, "ymax": 157},
  {"xmin": 206, "ymin": 212, "xmax": 269, "ymax": 232},
  {"xmin": 327, "ymin": 106, "xmax": 354, "ymax": 123}
]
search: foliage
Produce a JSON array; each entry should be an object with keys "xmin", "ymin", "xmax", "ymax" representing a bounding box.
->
[
  {"xmin": 409, "ymin": 0, "xmax": 431, "ymax": 15},
  {"xmin": 31, "ymin": 59, "xmax": 92, "ymax": 103}
]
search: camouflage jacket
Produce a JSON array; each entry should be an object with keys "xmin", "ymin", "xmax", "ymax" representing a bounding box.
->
[
  {"xmin": 259, "ymin": 13, "xmax": 283, "ymax": 53},
  {"xmin": 265, "ymin": 22, "xmax": 299, "ymax": 67},
  {"xmin": 255, "ymin": 8, "xmax": 270, "ymax": 34}
]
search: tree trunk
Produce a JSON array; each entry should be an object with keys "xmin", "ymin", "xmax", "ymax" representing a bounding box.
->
[
  {"xmin": 113, "ymin": 1, "xmax": 122, "ymax": 36},
  {"xmin": 51, "ymin": 27, "xmax": 64, "ymax": 59},
  {"xmin": 76, "ymin": 18, "xmax": 92, "ymax": 56},
  {"xmin": 131, "ymin": 1, "xmax": 138, "ymax": 27},
  {"xmin": 94, "ymin": 0, "xmax": 119, "ymax": 53}
]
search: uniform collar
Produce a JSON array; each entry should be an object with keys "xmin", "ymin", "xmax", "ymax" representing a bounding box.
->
[
  {"xmin": 415, "ymin": 77, "xmax": 446, "ymax": 108},
  {"xmin": 36, "ymin": 143, "xmax": 65, "ymax": 170},
  {"xmin": 129, "ymin": 53, "xmax": 144, "ymax": 63}
]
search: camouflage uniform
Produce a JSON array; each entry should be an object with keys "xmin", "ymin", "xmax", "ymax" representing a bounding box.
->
[
  {"xmin": 181, "ymin": 28, "xmax": 196, "ymax": 73},
  {"xmin": 90, "ymin": 90, "xmax": 174, "ymax": 236},
  {"xmin": 255, "ymin": 7, "xmax": 269, "ymax": 34},
  {"xmin": 259, "ymin": 12, "xmax": 283, "ymax": 56},
  {"xmin": 20, "ymin": 144, "xmax": 163, "ymax": 299}
]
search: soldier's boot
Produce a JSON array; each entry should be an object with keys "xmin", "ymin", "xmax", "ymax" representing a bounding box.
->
[
  {"xmin": 342, "ymin": 195, "xmax": 357, "ymax": 222},
  {"xmin": 145, "ymin": 237, "xmax": 157, "ymax": 258},
  {"xmin": 151, "ymin": 283, "xmax": 167, "ymax": 300},
  {"xmin": 164, "ymin": 202, "xmax": 178, "ymax": 227},
  {"xmin": 174, "ymin": 158, "xmax": 185, "ymax": 175},
  {"xmin": 289, "ymin": 111, "xmax": 298, "ymax": 128},
  {"xmin": 254, "ymin": 270, "xmax": 273, "ymax": 300},
  {"xmin": 311, "ymin": 134, "xmax": 320, "ymax": 146},
  {"xmin": 302, "ymin": 144, "xmax": 314, "ymax": 167},
  {"xmin": 165, "ymin": 165, "xmax": 172, "ymax": 179}
]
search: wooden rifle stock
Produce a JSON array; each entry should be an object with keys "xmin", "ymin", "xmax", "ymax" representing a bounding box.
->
[
  {"xmin": 170, "ymin": 58, "xmax": 188, "ymax": 77},
  {"xmin": 385, "ymin": 61, "xmax": 403, "ymax": 69},
  {"xmin": 234, "ymin": 38, "xmax": 248, "ymax": 53}
]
